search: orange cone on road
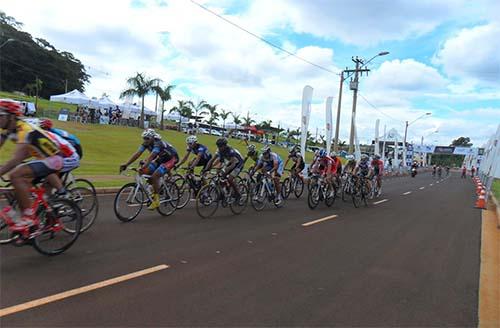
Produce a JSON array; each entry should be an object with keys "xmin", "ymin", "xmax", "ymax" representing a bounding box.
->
[
  {"xmin": 475, "ymin": 189, "xmax": 487, "ymax": 209},
  {"xmin": 476, "ymin": 184, "xmax": 483, "ymax": 195}
]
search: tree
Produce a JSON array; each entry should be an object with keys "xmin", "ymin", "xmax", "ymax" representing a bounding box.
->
[
  {"xmin": 120, "ymin": 72, "xmax": 161, "ymax": 128},
  {"xmin": 169, "ymin": 100, "xmax": 192, "ymax": 131},
  {"xmin": 242, "ymin": 111, "xmax": 255, "ymax": 127},
  {"xmin": 154, "ymin": 84, "xmax": 175, "ymax": 130},
  {"xmin": 231, "ymin": 113, "xmax": 242, "ymax": 127},
  {"xmin": 451, "ymin": 137, "xmax": 472, "ymax": 147},
  {"xmin": 205, "ymin": 104, "xmax": 219, "ymax": 135},
  {"xmin": 256, "ymin": 120, "xmax": 273, "ymax": 131},
  {"xmin": 219, "ymin": 109, "xmax": 231, "ymax": 134},
  {"xmin": 188, "ymin": 100, "xmax": 209, "ymax": 132}
]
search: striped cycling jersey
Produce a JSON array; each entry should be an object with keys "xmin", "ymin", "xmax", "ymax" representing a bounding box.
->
[
  {"xmin": 259, "ymin": 152, "xmax": 283, "ymax": 168},
  {"xmin": 187, "ymin": 143, "xmax": 211, "ymax": 161},
  {"xmin": 216, "ymin": 147, "xmax": 244, "ymax": 166},
  {"xmin": 139, "ymin": 139, "xmax": 178, "ymax": 161}
]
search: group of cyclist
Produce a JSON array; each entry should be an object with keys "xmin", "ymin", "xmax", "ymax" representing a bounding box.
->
[{"xmin": 1, "ymin": 97, "xmax": 386, "ymax": 233}]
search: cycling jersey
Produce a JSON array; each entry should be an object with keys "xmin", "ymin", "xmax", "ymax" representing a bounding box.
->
[
  {"xmin": 318, "ymin": 156, "xmax": 337, "ymax": 174},
  {"xmin": 259, "ymin": 152, "xmax": 284, "ymax": 175},
  {"xmin": 246, "ymin": 151, "xmax": 260, "ymax": 163},
  {"xmin": 48, "ymin": 127, "xmax": 83, "ymax": 159},
  {"xmin": 357, "ymin": 160, "xmax": 370, "ymax": 176},
  {"xmin": 332, "ymin": 156, "xmax": 342, "ymax": 174},
  {"xmin": 139, "ymin": 139, "xmax": 178, "ymax": 162},
  {"xmin": 187, "ymin": 143, "xmax": 211, "ymax": 161},
  {"xmin": 371, "ymin": 159, "xmax": 384, "ymax": 176},
  {"xmin": 2, "ymin": 121, "xmax": 72, "ymax": 158},
  {"xmin": 216, "ymin": 147, "xmax": 244, "ymax": 166},
  {"xmin": 288, "ymin": 151, "xmax": 304, "ymax": 163}
]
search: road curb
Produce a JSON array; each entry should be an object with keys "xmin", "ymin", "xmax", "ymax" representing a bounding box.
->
[
  {"xmin": 95, "ymin": 188, "xmax": 120, "ymax": 195},
  {"xmin": 489, "ymin": 194, "xmax": 500, "ymax": 229}
]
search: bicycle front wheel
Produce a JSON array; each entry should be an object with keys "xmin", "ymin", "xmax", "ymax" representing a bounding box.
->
[
  {"xmin": 172, "ymin": 176, "xmax": 191, "ymax": 209},
  {"xmin": 33, "ymin": 199, "xmax": 82, "ymax": 256},
  {"xmin": 293, "ymin": 177, "xmax": 304, "ymax": 198},
  {"xmin": 229, "ymin": 183, "xmax": 249, "ymax": 215},
  {"xmin": 307, "ymin": 184, "xmax": 320, "ymax": 209},
  {"xmin": 250, "ymin": 182, "xmax": 266, "ymax": 211},
  {"xmin": 114, "ymin": 182, "xmax": 144, "ymax": 222},
  {"xmin": 196, "ymin": 184, "xmax": 220, "ymax": 218},
  {"xmin": 281, "ymin": 177, "xmax": 291, "ymax": 199},
  {"xmin": 325, "ymin": 184, "xmax": 336, "ymax": 207}
]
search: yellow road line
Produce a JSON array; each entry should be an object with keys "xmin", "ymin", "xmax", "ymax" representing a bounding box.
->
[
  {"xmin": 479, "ymin": 209, "xmax": 499, "ymax": 327},
  {"xmin": 302, "ymin": 215, "xmax": 338, "ymax": 227},
  {"xmin": 0, "ymin": 264, "xmax": 169, "ymax": 318}
]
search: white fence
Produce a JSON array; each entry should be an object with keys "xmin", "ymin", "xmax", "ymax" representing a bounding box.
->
[{"xmin": 477, "ymin": 124, "xmax": 500, "ymax": 195}]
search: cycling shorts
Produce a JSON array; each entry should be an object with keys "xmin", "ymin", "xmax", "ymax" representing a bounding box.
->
[
  {"xmin": 26, "ymin": 156, "xmax": 64, "ymax": 178},
  {"xmin": 147, "ymin": 156, "xmax": 178, "ymax": 176},
  {"xmin": 291, "ymin": 161, "xmax": 305, "ymax": 172}
]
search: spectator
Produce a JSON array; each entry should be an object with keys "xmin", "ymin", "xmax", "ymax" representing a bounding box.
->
[
  {"xmin": 461, "ymin": 166, "xmax": 467, "ymax": 179},
  {"xmin": 471, "ymin": 166, "xmax": 476, "ymax": 178}
]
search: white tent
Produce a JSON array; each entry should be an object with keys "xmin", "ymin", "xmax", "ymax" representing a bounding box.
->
[
  {"xmin": 49, "ymin": 89, "xmax": 90, "ymax": 105},
  {"xmin": 98, "ymin": 96, "xmax": 116, "ymax": 108}
]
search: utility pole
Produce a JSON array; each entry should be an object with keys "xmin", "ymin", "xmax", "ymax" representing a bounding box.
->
[
  {"xmin": 35, "ymin": 75, "xmax": 39, "ymax": 109},
  {"xmin": 346, "ymin": 57, "xmax": 370, "ymax": 153},
  {"xmin": 333, "ymin": 70, "xmax": 345, "ymax": 151}
]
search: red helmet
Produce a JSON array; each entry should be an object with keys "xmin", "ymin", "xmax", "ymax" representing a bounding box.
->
[
  {"xmin": 0, "ymin": 100, "xmax": 22, "ymax": 116},
  {"xmin": 40, "ymin": 119, "xmax": 53, "ymax": 129}
]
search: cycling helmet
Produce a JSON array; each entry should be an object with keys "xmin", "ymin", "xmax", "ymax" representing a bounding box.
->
[
  {"xmin": 374, "ymin": 154, "xmax": 381, "ymax": 160},
  {"xmin": 318, "ymin": 149, "xmax": 327, "ymax": 158},
  {"xmin": 0, "ymin": 100, "xmax": 22, "ymax": 116},
  {"xmin": 247, "ymin": 144, "xmax": 256, "ymax": 152},
  {"xmin": 39, "ymin": 119, "xmax": 53, "ymax": 130},
  {"xmin": 330, "ymin": 151, "xmax": 337, "ymax": 157},
  {"xmin": 216, "ymin": 137, "xmax": 228, "ymax": 147},
  {"xmin": 261, "ymin": 145, "xmax": 271, "ymax": 154},
  {"xmin": 289, "ymin": 145, "xmax": 300, "ymax": 154},
  {"xmin": 360, "ymin": 154, "xmax": 369, "ymax": 161},
  {"xmin": 142, "ymin": 128, "xmax": 156, "ymax": 139},
  {"xmin": 186, "ymin": 135, "xmax": 197, "ymax": 145},
  {"xmin": 346, "ymin": 154, "xmax": 355, "ymax": 161}
]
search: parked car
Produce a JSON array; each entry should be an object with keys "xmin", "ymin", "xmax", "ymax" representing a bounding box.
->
[
  {"xmin": 211, "ymin": 130, "xmax": 223, "ymax": 136},
  {"xmin": 198, "ymin": 127, "xmax": 210, "ymax": 134}
]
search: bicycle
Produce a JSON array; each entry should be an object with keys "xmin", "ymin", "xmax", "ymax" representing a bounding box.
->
[
  {"xmin": 114, "ymin": 168, "xmax": 180, "ymax": 222},
  {"xmin": 307, "ymin": 173, "xmax": 335, "ymax": 209},
  {"xmin": 369, "ymin": 175, "xmax": 381, "ymax": 199},
  {"xmin": 195, "ymin": 171, "xmax": 249, "ymax": 218},
  {"xmin": 352, "ymin": 174, "xmax": 370, "ymax": 208},
  {"xmin": 170, "ymin": 168, "xmax": 207, "ymax": 209},
  {"xmin": 0, "ymin": 178, "xmax": 82, "ymax": 256},
  {"xmin": 61, "ymin": 172, "xmax": 99, "ymax": 232},
  {"xmin": 281, "ymin": 169, "xmax": 305, "ymax": 199},
  {"xmin": 250, "ymin": 172, "xmax": 283, "ymax": 211}
]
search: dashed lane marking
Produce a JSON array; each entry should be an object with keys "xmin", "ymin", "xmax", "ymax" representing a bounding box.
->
[
  {"xmin": 419, "ymin": 187, "xmax": 425, "ymax": 190},
  {"xmin": 430, "ymin": 184, "xmax": 434, "ymax": 186},
  {"xmin": 373, "ymin": 199, "xmax": 389, "ymax": 205},
  {"xmin": 403, "ymin": 191, "xmax": 412, "ymax": 195},
  {"xmin": 302, "ymin": 215, "xmax": 338, "ymax": 227},
  {"xmin": 0, "ymin": 264, "xmax": 169, "ymax": 318}
]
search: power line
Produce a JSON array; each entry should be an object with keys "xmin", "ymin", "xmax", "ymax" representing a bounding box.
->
[
  {"xmin": 358, "ymin": 93, "xmax": 404, "ymax": 123},
  {"xmin": 190, "ymin": 0, "xmax": 339, "ymax": 76}
]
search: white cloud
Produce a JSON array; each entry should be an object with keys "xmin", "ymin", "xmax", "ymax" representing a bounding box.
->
[{"xmin": 433, "ymin": 23, "xmax": 500, "ymax": 86}]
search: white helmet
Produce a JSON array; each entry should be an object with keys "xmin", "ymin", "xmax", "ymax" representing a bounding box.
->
[
  {"xmin": 186, "ymin": 135, "xmax": 197, "ymax": 145},
  {"xmin": 346, "ymin": 154, "xmax": 355, "ymax": 161},
  {"xmin": 142, "ymin": 128, "xmax": 157, "ymax": 139},
  {"xmin": 330, "ymin": 151, "xmax": 337, "ymax": 157},
  {"xmin": 361, "ymin": 154, "xmax": 369, "ymax": 161}
]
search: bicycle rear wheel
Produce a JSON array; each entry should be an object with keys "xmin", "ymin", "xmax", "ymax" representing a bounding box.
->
[
  {"xmin": 157, "ymin": 182, "xmax": 179, "ymax": 216},
  {"xmin": 114, "ymin": 182, "xmax": 144, "ymax": 222},
  {"xmin": 281, "ymin": 178, "xmax": 291, "ymax": 199},
  {"xmin": 32, "ymin": 199, "xmax": 82, "ymax": 256},
  {"xmin": 172, "ymin": 176, "xmax": 191, "ymax": 209},
  {"xmin": 352, "ymin": 185, "xmax": 361, "ymax": 208},
  {"xmin": 229, "ymin": 183, "xmax": 249, "ymax": 215},
  {"xmin": 250, "ymin": 182, "xmax": 266, "ymax": 211},
  {"xmin": 196, "ymin": 184, "xmax": 220, "ymax": 218},
  {"xmin": 293, "ymin": 177, "xmax": 304, "ymax": 198},
  {"xmin": 325, "ymin": 184, "xmax": 336, "ymax": 207},
  {"xmin": 68, "ymin": 186, "xmax": 98, "ymax": 232}
]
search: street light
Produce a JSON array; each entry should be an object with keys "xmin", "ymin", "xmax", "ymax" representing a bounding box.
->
[
  {"xmin": 420, "ymin": 129, "xmax": 438, "ymax": 166},
  {"xmin": 0, "ymin": 38, "xmax": 15, "ymax": 91},
  {"xmin": 402, "ymin": 112, "xmax": 432, "ymax": 166}
]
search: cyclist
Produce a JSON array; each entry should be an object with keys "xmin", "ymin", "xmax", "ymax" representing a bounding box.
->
[
  {"xmin": 284, "ymin": 145, "xmax": 305, "ymax": 182},
  {"xmin": 437, "ymin": 165, "xmax": 443, "ymax": 178},
  {"xmin": 39, "ymin": 119, "xmax": 83, "ymax": 159},
  {"xmin": 242, "ymin": 144, "xmax": 260, "ymax": 173},
  {"xmin": 254, "ymin": 145, "xmax": 284, "ymax": 205},
  {"xmin": 371, "ymin": 154, "xmax": 384, "ymax": 197},
  {"xmin": 0, "ymin": 100, "xmax": 78, "ymax": 231},
  {"xmin": 343, "ymin": 155, "xmax": 357, "ymax": 174},
  {"xmin": 176, "ymin": 135, "xmax": 212, "ymax": 172},
  {"xmin": 445, "ymin": 166, "xmax": 450, "ymax": 176},
  {"xmin": 119, "ymin": 129, "xmax": 178, "ymax": 210},
  {"xmin": 312, "ymin": 149, "xmax": 337, "ymax": 196},
  {"xmin": 203, "ymin": 138, "xmax": 242, "ymax": 200},
  {"xmin": 354, "ymin": 154, "xmax": 372, "ymax": 192}
]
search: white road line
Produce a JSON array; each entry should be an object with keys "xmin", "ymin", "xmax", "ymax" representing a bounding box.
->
[
  {"xmin": 403, "ymin": 191, "xmax": 412, "ymax": 195},
  {"xmin": 436, "ymin": 181, "xmax": 440, "ymax": 184},
  {"xmin": 302, "ymin": 215, "xmax": 338, "ymax": 227},
  {"xmin": 430, "ymin": 184, "xmax": 434, "ymax": 186},
  {"xmin": 419, "ymin": 187, "xmax": 425, "ymax": 190},
  {"xmin": 0, "ymin": 264, "xmax": 169, "ymax": 318},
  {"xmin": 373, "ymin": 199, "xmax": 389, "ymax": 205}
]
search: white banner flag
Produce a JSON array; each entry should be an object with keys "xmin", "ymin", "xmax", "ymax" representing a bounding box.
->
[
  {"xmin": 374, "ymin": 119, "xmax": 380, "ymax": 156},
  {"xmin": 301, "ymin": 86, "xmax": 314, "ymax": 155},
  {"xmin": 325, "ymin": 96, "xmax": 333, "ymax": 154}
]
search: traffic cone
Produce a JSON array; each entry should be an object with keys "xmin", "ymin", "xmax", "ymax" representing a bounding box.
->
[
  {"xmin": 476, "ymin": 184, "xmax": 483, "ymax": 195},
  {"xmin": 474, "ymin": 190, "xmax": 487, "ymax": 209}
]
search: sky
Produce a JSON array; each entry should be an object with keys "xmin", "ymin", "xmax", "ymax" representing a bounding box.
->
[{"xmin": 1, "ymin": 0, "xmax": 499, "ymax": 146}]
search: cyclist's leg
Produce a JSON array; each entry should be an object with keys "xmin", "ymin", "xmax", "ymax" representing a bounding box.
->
[
  {"xmin": 227, "ymin": 165, "xmax": 242, "ymax": 197},
  {"xmin": 48, "ymin": 152, "xmax": 80, "ymax": 196}
]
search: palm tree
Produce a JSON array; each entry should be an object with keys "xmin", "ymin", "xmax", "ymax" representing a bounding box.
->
[
  {"xmin": 231, "ymin": 113, "xmax": 242, "ymax": 127},
  {"xmin": 169, "ymin": 100, "xmax": 192, "ymax": 131},
  {"xmin": 154, "ymin": 84, "xmax": 175, "ymax": 130},
  {"xmin": 188, "ymin": 100, "xmax": 209, "ymax": 133},
  {"xmin": 242, "ymin": 111, "xmax": 255, "ymax": 127},
  {"xmin": 120, "ymin": 72, "xmax": 161, "ymax": 128},
  {"xmin": 205, "ymin": 104, "xmax": 219, "ymax": 135},
  {"xmin": 219, "ymin": 109, "xmax": 231, "ymax": 134}
]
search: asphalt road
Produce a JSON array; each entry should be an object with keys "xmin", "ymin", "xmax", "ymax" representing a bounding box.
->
[{"xmin": 0, "ymin": 172, "xmax": 481, "ymax": 327}]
